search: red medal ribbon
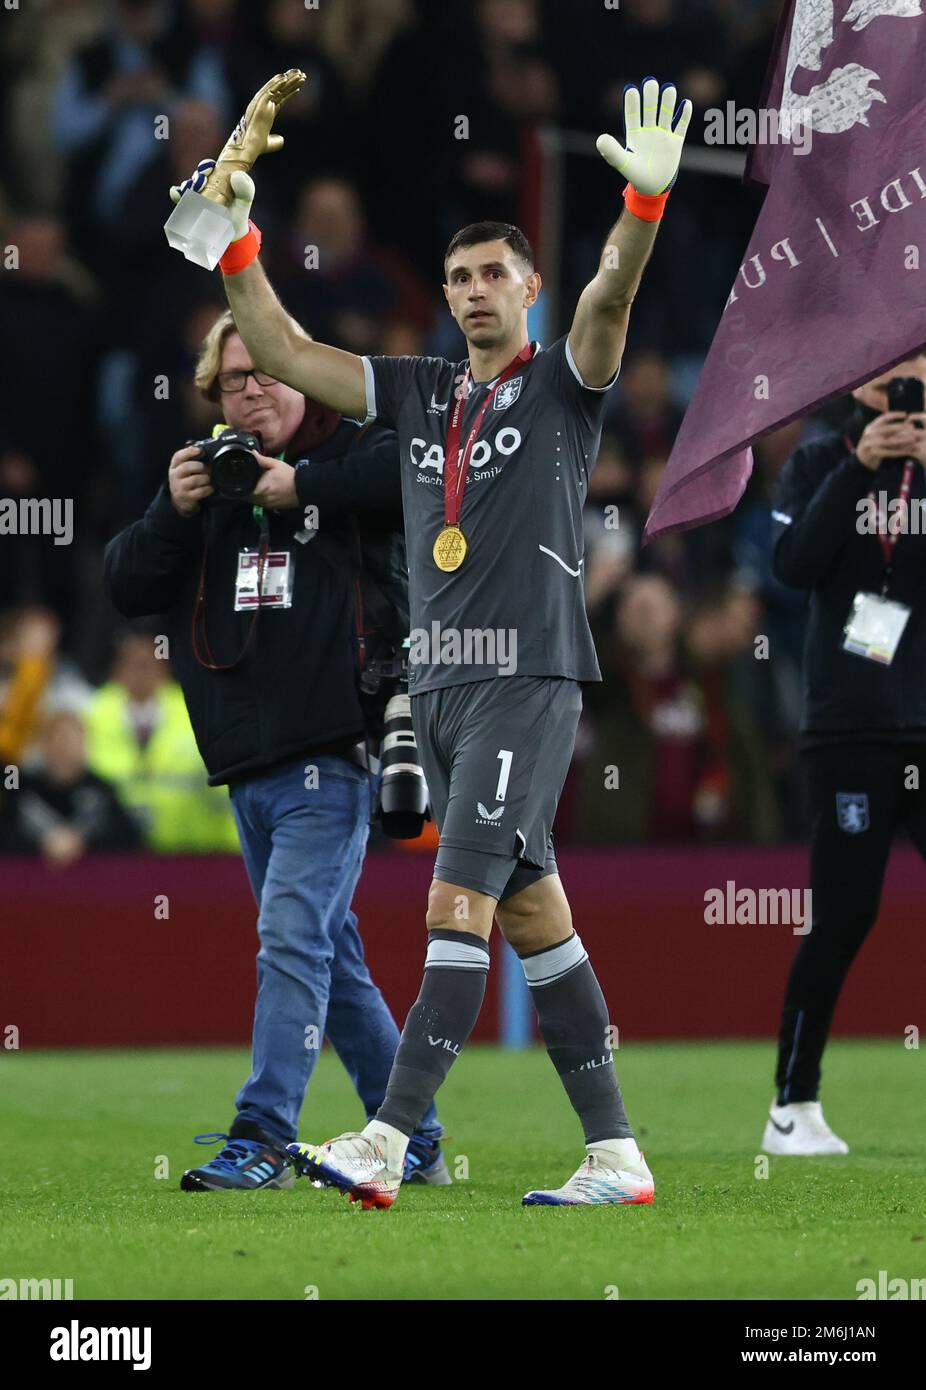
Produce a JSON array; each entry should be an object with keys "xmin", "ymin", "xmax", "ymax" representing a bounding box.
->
[
  {"xmin": 443, "ymin": 342, "xmax": 535, "ymax": 527},
  {"xmin": 844, "ymin": 433, "xmax": 915, "ymax": 567}
]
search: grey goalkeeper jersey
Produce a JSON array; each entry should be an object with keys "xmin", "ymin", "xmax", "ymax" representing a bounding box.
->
[{"xmin": 361, "ymin": 334, "xmax": 617, "ymax": 694}]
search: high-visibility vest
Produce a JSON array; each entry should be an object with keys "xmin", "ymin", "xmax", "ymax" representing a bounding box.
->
[{"xmin": 84, "ymin": 681, "xmax": 239, "ymax": 852}]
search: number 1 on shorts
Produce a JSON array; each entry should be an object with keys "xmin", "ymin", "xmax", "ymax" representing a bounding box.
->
[{"xmin": 495, "ymin": 748, "xmax": 513, "ymax": 802}]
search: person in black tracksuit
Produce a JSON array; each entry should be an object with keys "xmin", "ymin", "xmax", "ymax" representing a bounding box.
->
[
  {"xmin": 763, "ymin": 356, "xmax": 926, "ymax": 1153},
  {"xmin": 103, "ymin": 313, "xmax": 447, "ymax": 1191}
]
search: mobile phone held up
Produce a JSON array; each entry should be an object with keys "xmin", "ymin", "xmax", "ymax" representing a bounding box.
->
[{"xmin": 887, "ymin": 375, "xmax": 925, "ymax": 419}]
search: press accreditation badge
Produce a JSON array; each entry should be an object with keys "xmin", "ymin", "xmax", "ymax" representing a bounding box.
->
[
  {"xmin": 234, "ymin": 550, "xmax": 293, "ymax": 610},
  {"xmin": 842, "ymin": 591, "xmax": 911, "ymax": 665}
]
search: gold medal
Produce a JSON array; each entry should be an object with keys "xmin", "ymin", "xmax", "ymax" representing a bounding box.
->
[{"xmin": 433, "ymin": 524, "xmax": 468, "ymax": 571}]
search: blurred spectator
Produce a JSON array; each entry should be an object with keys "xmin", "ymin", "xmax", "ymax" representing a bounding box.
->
[
  {"xmin": 548, "ymin": 0, "xmax": 728, "ymax": 135},
  {"xmin": 730, "ymin": 422, "xmax": 822, "ymax": 838},
  {"xmin": 0, "ymin": 0, "xmax": 103, "ymax": 210},
  {"xmin": 230, "ymin": 0, "xmax": 354, "ymax": 229},
  {"xmin": 597, "ymin": 0, "xmax": 728, "ymax": 137},
  {"xmin": 104, "ymin": 296, "xmax": 227, "ymax": 528},
  {"xmin": 53, "ymin": 0, "xmax": 232, "ymax": 272},
  {"xmin": 733, "ymin": 421, "xmax": 813, "ymax": 673},
  {"xmin": 91, "ymin": 97, "xmax": 230, "ymax": 526},
  {"xmin": 0, "ymin": 605, "xmax": 91, "ymax": 849},
  {"xmin": 584, "ymin": 536, "xmax": 635, "ymax": 625},
  {"xmin": 83, "ymin": 630, "xmax": 238, "ymax": 852},
  {"xmin": 586, "ymin": 433, "xmax": 636, "ymax": 509},
  {"xmin": 576, "ymin": 574, "xmax": 780, "ymax": 842},
  {"xmin": 0, "ymin": 608, "xmax": 59, "ymax": 769},
  {"xmin": 315, "ymin": 0, "xmax": 415, "ymax": 97},
  {"xmin": 362, "ymin": 0, "xmax": 558, "ymax": 269},
  {"xmin": 166, "ymin": 0, "xmax": 240, "ymax": 123},
  {"xmin": 12, "ymin": 710, "xmax": 140, "ymax": 866},
  {"xmin": 380, "ymin": 319, "xmax": 427, "ymax": 358},
  {"xmin": 583, "ymin": 438, "xmax": 638, "ymax": 618},
  {"xmin": 273, "ymin": 176, "xmax": 435, "ymax": 354},
  {"xmin": 441, "ymin": 0, "xmax": 560, "ymax": 242},
  {"xmin": 606, "ymin": 350, "xmax": 683, "ymax": 464},
  {"xmin": 107, "ymin": 96, "xmax": 226, "ymax": 317},
  {"xmin": 0, "ymin": 607, "xmax": 93, "ymax": 765},
  {"xmin": 628, "ymin": 448, "xmax": 739, "ymax": 596},
  {"xmin": 0, "ymin": 215, "xmax": 101, "ymax": 639}
]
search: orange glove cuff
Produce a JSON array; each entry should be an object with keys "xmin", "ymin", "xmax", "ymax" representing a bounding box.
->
[
  {"xmin": 219, "ymin": 220, "xmax": 262, "ymax": 275},
  {"xmin": 622, "ymin": 184, "xmax": 670, "ymax": 222}
]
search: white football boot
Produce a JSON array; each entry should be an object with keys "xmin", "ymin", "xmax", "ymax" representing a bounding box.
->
[
  {"xmin": 522, "ymin": 1140, "xmax": 655, "ymax": 1207},
  {"xmin": 286, "ymin": 1121, "xmax": 406, "ymax": 1209},
  {"xmin": 761, "ymin": 1100, "xmax": 849, "ymax": 1155}
]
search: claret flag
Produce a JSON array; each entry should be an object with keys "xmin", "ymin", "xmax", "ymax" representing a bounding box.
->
[{"xmin": 645, "ymin": 0, "xmax": 926, "ymax": 541}]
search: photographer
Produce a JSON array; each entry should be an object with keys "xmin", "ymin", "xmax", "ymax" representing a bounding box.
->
[
  {"xmin": 104, "ymin": 310, "xmax": 446, "ymax": 1191},
  {"xmin": 763, "ymin": 356, "xmax": 926, "ymax": 1155}
]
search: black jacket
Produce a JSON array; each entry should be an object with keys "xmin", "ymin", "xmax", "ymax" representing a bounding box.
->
[
  {"xmin": 104, "ymin": 419, "xmax": 403, "ymax": 785},
  {"xmin": 772, "ymin": 401, "xmax": 926, "ymax": 745}
]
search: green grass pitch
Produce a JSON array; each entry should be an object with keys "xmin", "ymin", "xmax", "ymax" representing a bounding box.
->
[{"xmin": 1, "ymin": 1041, "xmax": 923, "ymax": 1300}]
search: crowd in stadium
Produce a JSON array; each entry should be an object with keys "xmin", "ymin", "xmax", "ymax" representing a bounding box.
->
[{"xmin": 0, "ymin": 0, "xmax": 828, "ymax": 860}]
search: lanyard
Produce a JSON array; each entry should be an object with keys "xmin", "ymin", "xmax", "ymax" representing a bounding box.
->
[
  {"xmin": 443, "ymin": 342, "xmax": 535, "ymax": 527},
  {"xmin": 192, "ymin": 510, "xmax": 270, "ymax": 672},
  {"xmin": 843, "ymin": 433, "xmax": 915, "ymax": 570}
]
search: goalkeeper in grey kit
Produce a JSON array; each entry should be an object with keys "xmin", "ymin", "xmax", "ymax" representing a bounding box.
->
[{"xmin": 173, "ymin": 77, "xmax": 691, "ymax": 1208}]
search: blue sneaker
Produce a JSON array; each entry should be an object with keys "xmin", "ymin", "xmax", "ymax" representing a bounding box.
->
[
  {"xmin": 180, "ymin": 1131, "xmax": 295, "ymax": 1191},
  {"xmin": 402, "ymin": 1133, "xmax": 452, "ymax": 1186}
]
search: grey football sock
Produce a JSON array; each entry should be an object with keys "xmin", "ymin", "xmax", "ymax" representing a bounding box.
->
[
  {"xmin": 522, "ymin": 932, "xmax": 634, "ymax": 1144},
  {"xmin": 375, "ymin": 929, "xmax": 490, "ymax": 1137}
]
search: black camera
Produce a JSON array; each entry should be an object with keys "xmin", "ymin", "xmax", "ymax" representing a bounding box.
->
[{"xmin": 193, "ymin": 428, "xmax": 263, "ymax": 500}]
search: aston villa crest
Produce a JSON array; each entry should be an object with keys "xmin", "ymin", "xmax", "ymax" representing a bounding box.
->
[
  {"xmin": 493, "ymin": 377, "xmax": 523, "ymax": 410},
  {"xmin": 836, "ymin": 792, "xmax": 869, "ymax": 834}
]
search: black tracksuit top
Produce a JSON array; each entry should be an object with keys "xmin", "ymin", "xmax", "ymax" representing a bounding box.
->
[{"xmin": 772, "ymin": 402, "xmax": 926, "ymax": 747}]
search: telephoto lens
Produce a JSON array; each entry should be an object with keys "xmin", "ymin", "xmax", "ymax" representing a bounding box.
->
[{"xmin": 378, "ymin": 687, "xmax": 429, "ymax": 838}]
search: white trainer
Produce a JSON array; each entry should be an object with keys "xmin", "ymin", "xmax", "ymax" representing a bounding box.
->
[
  {"xmin": 522, "ymin": 1145, "xmax": 655, "ymax": 1207},
  {"xmin": 286, "ymin": 1124, "xmax": 406, "ymax": 1209},
  {"xmin": 761, "ymin": 1099, "xmax": 849, "ymax": 1155}
]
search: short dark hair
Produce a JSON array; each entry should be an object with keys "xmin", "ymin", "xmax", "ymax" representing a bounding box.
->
[{"xmin": 443, "ymin": 221, "xmax": 535, "ymax": 277}]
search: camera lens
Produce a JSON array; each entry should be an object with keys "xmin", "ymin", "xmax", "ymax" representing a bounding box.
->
[
  {"xmin": 210, "ymin": 440, "xmax": 262, "ymax": 500},
  {"xmin": 379, "ymin": 689, "xmax": 429, "ymax": 838}
]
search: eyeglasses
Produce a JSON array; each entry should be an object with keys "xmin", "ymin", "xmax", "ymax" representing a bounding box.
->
[{"xmin": 216, "ymin": 368, "xmax": 278, "ymax": 393}]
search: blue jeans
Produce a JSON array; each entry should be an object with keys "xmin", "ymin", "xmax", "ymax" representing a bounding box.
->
[{"xmin": 229, "ymin": 754, "xmax": 440, "ymax": 1145}]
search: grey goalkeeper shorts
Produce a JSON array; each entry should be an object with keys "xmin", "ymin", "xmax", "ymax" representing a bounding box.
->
[{"xmin": 410, "ymin": 675, "xmax": 583, "ymax": 902}]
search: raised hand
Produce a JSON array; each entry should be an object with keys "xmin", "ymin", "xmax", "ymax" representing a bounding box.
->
[{"xmin": 596, "ymin": 78, "xmax": 692, "ymax": 195}]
